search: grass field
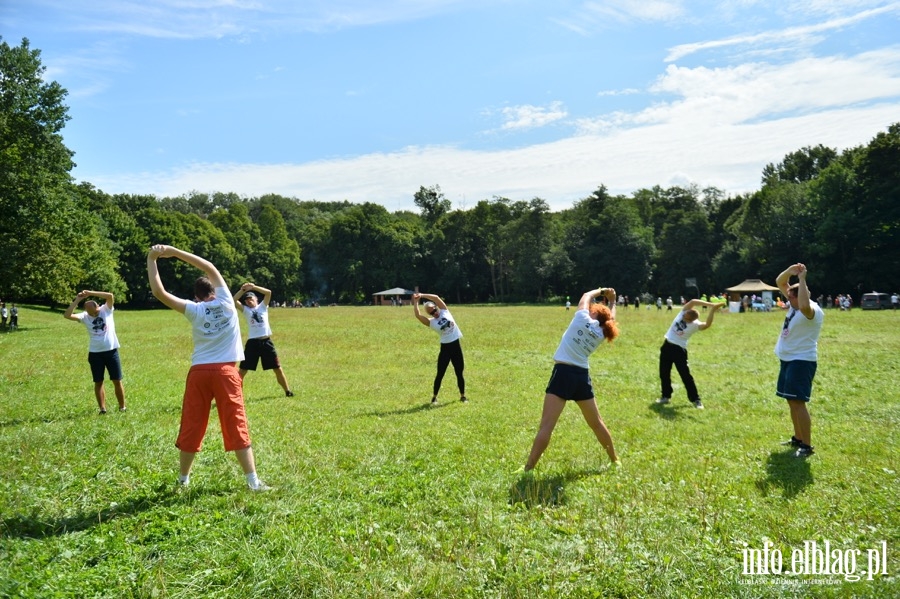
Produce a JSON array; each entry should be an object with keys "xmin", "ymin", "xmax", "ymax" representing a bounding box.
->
[{"xmin": 1, "ymin": 302, "xmax": 898, "ymax": 598}]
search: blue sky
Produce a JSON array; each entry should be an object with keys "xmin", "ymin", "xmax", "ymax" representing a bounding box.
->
[{"xmin": 3, "ymin": 0, "xmax": 900, "ymax": 212}]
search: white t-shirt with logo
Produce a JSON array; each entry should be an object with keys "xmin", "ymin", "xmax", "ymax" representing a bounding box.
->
[
  {"xmin": 76, "ymin": 304, "xmax": 120, "ymax": 352},
  {"xmin": 775, "ymin": 302, "xmax": 824, "ymax": 362},
  {"xmin": 429, "ymin": 308, "xmax": 462, "ymax": 343},
  {"xmin": 242, "ymin": 302, "xmax": 273, "ymax": 339},
  {"xmin": 184, "ymin": 286, "xmax": 244, "ymax": 365},
  {"xmin": 664, "ymin": 311, "xmax": 700, "ymax": 349},
  {"xmin": 553, "ymin": 309, "xmax": 604, "ymax": 369}
]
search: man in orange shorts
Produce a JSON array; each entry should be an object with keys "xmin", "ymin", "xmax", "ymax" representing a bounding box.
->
[{"xmin": 147, "ymin": 244, "xmax": 271, "ymax": 492}]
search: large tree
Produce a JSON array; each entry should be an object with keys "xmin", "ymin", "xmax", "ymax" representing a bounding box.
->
[{"xmin": 0, "ymin": 37, "xmax": 121, "ymax": 302}]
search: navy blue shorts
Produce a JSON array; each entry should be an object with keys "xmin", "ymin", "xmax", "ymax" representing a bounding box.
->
[
  {"xmin": 776, "ymin": 360, "xmax": 817, "ymax": 402},
  {"xmin": 88, "ymin": 349, "xmax": 123, "ymax": 382},
  {"xmin": 545, "ymin": 363, "xmax": 594, "ymax": 401},
  {"xmin": 240, "ymin": 337, "xmax": 281, "ymax": 371}
]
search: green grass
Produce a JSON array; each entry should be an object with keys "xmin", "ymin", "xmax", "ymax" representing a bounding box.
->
[{"xmin": 1, "ymin": 303, "xmax": 898, "ymax": 598}]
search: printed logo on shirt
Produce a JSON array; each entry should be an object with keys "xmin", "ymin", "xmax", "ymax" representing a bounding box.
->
[
  {"xmin": 251, "ymin": 310, "xmax": 263, "ymax": 324},
  {"xmin": 782, "ymin": 309, "xmax": 797, "ymax": 338},
  {"xmin": 91, "ymin": 316, "xmax": 106, "ymax": 333},
  {"xmin": 673, "ymin": 319, "xmax": 688, "ymax": 336},
  {"xmin": 201, "ymin": 304, "xmax": 230, "ymax": 334},
  {"xmin": 437, "ymin": 317, "xmax": 455, "ymax": 332}
]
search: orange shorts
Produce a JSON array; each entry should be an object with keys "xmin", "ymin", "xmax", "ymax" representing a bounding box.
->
[{"xmin": 176, "ymin": 363, "xmax": 251, "ymax": 453}]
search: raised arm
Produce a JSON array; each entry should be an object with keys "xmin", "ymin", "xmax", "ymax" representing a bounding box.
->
[
  {"xmin": 417, "ymin": 293, "xmax": 448, "ymax": 311},
  {"xmin": 578, "ymin": 287, "xmax": 616, "ymax": 311},
  {"xmin": 795, "ymin": 265, "xmax": 814, "ymax": 319},
  {"xmin": 82, "ymin": 290, "xmax": 115, "ymax": 308},
  {"xmin": 147, "ymin": 245, "xmax": 189, "ymax": 313},
  {"xmin": 412, "ymin": 293, "xmax": 430, "ymax": 326},
  {"xmin": 63, "ymin": 291, "xmax": 89, "ymax": 321},
  {"xmin": 251, "ymin": 284, "xmax": 273, "ymax": 306},
  {"xmin": 697, "ymin": 302, "xmax": 722, "ymax": 331},
  {"xmin": 683, "ymin": 299, "xmax": 718, "ymax": 312},
  {"xmin": 233, "ymin": 283, "xmax": 252, "ymax": 310},
  {"xmin": 776, "ymin": 264, "xmax": 801, "ymax": 297}
]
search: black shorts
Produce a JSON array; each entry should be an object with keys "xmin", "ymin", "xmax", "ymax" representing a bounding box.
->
[
  {"xmin": 545, "ymin": 363, "xmax": 594, "ymax": 401},
  {"xmin": 88, "ymin": 349, "xmax": 123, "ymax": 382},
  {"xmin": 776, "ymin": 360, "xmax": 817, "ymax": 402},
  {"xmin": 240, "ymin": 337, "xmax": 281, "ymax": 371}
]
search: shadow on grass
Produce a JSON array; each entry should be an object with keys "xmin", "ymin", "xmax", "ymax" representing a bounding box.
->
[
  {"xmin": 361, "ymin": 402, "xmax": 451, "ymax": 417},
  {"xmin": 0, "ymin": 411, "xmax": 111, "ymax": 429},
  {"xmin": 755, "ymin": 449, "xmax": 814, "ymax": 499},
  {"xmin": 648, "ymin": 401, "xmax": 699, "ymax": 420},
  {"xmin": 508, "ymin": 468, "xmax": 602, "ymax": 508},
  {"xmin": 0, "ymin": 483, "xmax": 227, "ymax": 540}
]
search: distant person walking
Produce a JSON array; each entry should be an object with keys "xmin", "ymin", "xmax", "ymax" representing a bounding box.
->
[
  {"xmin": 657, "ymin": 299, "xmax": 722, "ymax": 409},
  {"xmin": 233, "ymin": 283, "xmax": 294, "ymax": 397},
  {"xmin": 147, "ymin": 244, "xmax": 271, "ymax": 491},
  {"xmin": 64, "ymin": 290, "xmax": 127, "ymax": 414},
  {"xmin": 413, "ymin": 292, "xmax": 466, "ymax": 404},
  {"xmin": 9, "ymin": 304, "xmax": 18, "ymax": 330},
  {"xmin": 774, "ymin": 263, "xmax": 824, "ymax": 458},
  {"xmin": 524, "ymin": 287, "xmax": 620, "ymax": 471}
]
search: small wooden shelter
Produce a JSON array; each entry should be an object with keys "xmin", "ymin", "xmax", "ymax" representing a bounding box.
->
[{"xmin": 372, "ymin": 287, "xmax": 416, "ymax": 306}]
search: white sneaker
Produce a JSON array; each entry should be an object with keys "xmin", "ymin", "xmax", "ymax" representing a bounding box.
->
[
  {"xmin": 248, "ymin": 480, "xmax": 273, "ymax": 492},
  {"xmin": 656, "ymin": 397, "xmax": 670, "ymax": 404}
]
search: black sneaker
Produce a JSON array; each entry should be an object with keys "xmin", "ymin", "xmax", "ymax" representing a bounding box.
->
[
  {"xmin": 460, "ymin": 396, "xmax": 468, "ymax": 403},
  {"xmin": 691, "ymin": 400, "xmax": 704, "ymax": 410},
  {"xmin": 430, "ymin": 397, "xmax": 437, "ymax": 404},
  {"xmin": 99, "ymin": 409, "xmax": 107, "ymax": 415},
  {"xmin": 781, "ymin": 436, "xmax": 802, "ymax": 448},
  {"xmin": 794, "ymin": 444, "xmax": 815, "ymax": 458},
  {"xmin": 285, "ymin": 390, "xmax": 294, "ymax": 397}
]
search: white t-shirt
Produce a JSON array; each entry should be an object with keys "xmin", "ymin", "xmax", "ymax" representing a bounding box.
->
[
  {"xmin": 553, "ymin": 309, "xmax": 605, "ymax": 369},
  {"xmin": 429, "ymin": 308, "xmax": 462, "ymax": 343},
  {"xmin": 242, "ymin": 302, "xmax": 273, "ymax": 339},
  {"xmin": 664, "ymin": 311, "xmax": 700, "ymax": 348},
  {"xmin": 775, "ymin": 302, "xmax": 824, "ymax": 362},
  {"xmin": 76, "ymin": 304, "xmax": 120, "ymax": 352},
  {"xmin": 183, "ymin": 286, "xmax": 244, "ymax": 365}
]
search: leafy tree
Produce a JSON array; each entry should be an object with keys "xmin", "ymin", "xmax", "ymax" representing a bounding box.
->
[
  {"xmin": 0, "ymin": 37, "xmax": 121, "ymax": 302},
  {"xmin": 414, "ymin": 185, "xmax": 451, "ymax": 226}
]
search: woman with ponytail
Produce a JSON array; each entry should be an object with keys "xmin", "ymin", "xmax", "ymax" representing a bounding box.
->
[{"xmin": 524, "ymin": 287, "xmax": 620, "ymax": 471}]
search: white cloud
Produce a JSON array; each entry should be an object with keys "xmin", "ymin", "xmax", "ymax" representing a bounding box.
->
[
  {"xmin": 499, "ymin": 102, "xmax": 568, "ymax": 131},
  {"xmin": 80, "ymin": 47, "xmax": 900, "ymax": 211},
  {"xmin": 666, "ymin": 2, "xmax": 900, "ymax": 61}
]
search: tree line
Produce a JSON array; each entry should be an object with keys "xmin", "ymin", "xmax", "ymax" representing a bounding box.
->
[{"xmin": 2, "ymin": 37, "xmax": 898, "ymax": 307}]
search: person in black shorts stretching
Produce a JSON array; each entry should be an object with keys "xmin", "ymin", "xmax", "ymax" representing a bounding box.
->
[
  {"xmin": 233, "ymin": 283, "xmax": 294, "ymax": 397},
  {"xmin": 524, "ymin": 287, "xmax": 620, "ymax": 471}
]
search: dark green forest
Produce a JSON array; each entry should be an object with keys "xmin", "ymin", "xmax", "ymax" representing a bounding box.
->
[{"xmin": 3, "ymin": 37, "xmax": 898, "ymax": 306}]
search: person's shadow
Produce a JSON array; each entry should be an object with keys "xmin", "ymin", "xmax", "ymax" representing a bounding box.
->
[
  {"xmin": 508, "ymin": 468, "xmax": 604, "ymax": 508},
  {"xmin": 1, "ymin": 483, "xmax": 226, "ymax": 540},
  {"xmin": 361, "ymin": 402, "xmax": 451, "ymax": 418},
  {"xmin": 755, "ymin": 449, "xmax": 814, "ymax": 499}
]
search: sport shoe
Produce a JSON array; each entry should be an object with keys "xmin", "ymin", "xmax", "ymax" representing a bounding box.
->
[
  {"xmin": 431, "ymin": 397, "xmax": 437, "ymax": 404},
  {"xmin": 173, "ymin": 480, "xmax": 189, "ymax": 494},
  {"xmin": 460, "ymin": 396, "xmax": 468, "ymax": 403},
  {"xmin": 118, "ymin": 407, "xmax": 127, "ymax": 412},
  {"xmin": 656, "ymin": 397, "xmax": 670, "ymax": 404},
  {"xmin": 691, "ymin": 400, "xmax": 704, "ymax": 409},
  {"xmin": 781, "ymin": 436, "xmax": 802, "ymax": 447},
  {"xmin": 99, "ymin": 409, "xmax": 108, "ymax": 415},
  {"xmin": 248, "ymin": 480, "xmax": 273, "ymax": 492},
  {"xmin": 285, "ymin": 390, "xmax": 294, "ymax": 397},
  {"xmin": 794, "ymin": 444, "xmax": 815, "ymax": 458}
]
